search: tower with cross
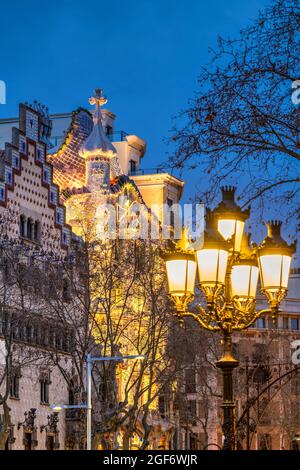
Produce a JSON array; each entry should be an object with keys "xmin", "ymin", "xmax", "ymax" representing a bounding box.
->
[{"xmin": 80, "ymin": 89, "xmax": 116, "ymax": 192}]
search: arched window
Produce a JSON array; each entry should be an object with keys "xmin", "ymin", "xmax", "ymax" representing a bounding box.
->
[
  {"xmin": 26, "ymin": 218, "xmax": 33, "ymax": 240},
  {"xmin": 20, "ymin": 215, "xmax": 26, "ymax": 237},
  {"xmin": 33, "ymin": 221, "xmax": 40, "ymax": 243}
]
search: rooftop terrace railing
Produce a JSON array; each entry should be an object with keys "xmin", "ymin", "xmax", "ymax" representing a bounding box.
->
[{"xmin": 129, "ymin": 168, "xmax": 165, "ymax": 176}]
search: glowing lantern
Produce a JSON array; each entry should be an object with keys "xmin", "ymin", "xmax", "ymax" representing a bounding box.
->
[
  {"xmin": 195, "ymin": 209, "xmax": 229, "ymax": 289},
  {"xmin": 163, "ymin": 228, "xmax": 196, "ymax": 301},
  {"xmin": 257, "ymin": 221, "xmax": 296, "ymax": 299},
  {"xmin": 214, "ymin": 186, "xmax": 249, "ymax": 253}
]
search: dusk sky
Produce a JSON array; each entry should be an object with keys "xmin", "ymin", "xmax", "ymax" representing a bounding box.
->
[{"xmin": 0, "ymin": 0, "xmax": 267, "ymax": 201}]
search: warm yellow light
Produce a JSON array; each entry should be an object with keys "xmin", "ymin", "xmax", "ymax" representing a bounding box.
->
[
  {"xmin": 258, "ymin": 254, "xmax": 291, "ymax": 292},
  {"xmin": 166, "ymin": 259, "xmax": 196, "ymax": 296},
  {"xmin": 196, "ymin": 249, "xmax": 228, "ymax": 287},
  {"xmin": 50, "ymin": 405, "xmax": 63, "ymax": 412},
  {"xmin": 231, "ymin": 264, "xmax": 259, "ymax": 299},
  {"xmin": 218, "ymin": 219, "xmax": 245, "ymax": 252}
]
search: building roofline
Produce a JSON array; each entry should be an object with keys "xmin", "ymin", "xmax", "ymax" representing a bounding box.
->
[{"xmin": 131, "ymin": 172, "xmax": 184, "ymax": 185}]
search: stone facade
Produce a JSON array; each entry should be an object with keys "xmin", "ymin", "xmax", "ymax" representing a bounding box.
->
[{"xmin": 0, "ymin": 102, "xmax": 73, "ymax": 450}]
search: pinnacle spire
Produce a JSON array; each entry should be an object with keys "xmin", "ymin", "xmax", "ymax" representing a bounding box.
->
[{"xmin": 80, "ymin": 88, "xmax": 116, "ymax": 160}]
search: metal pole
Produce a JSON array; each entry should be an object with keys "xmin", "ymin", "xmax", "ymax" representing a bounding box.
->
[
  {"xmin": 245, "ymin": 357, "xmax": 250, "ymax": 450},
  {"xmin": 86, "ymin": 353, "xmax": 92, "ymax": 450},
  {"xmin": 216, "ymin": 330, "xmax": 239, "ymax": 450}
]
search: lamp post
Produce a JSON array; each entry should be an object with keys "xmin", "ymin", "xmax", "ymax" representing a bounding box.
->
[
  {"xmin": 162, "ymin": 186, "xmax": 296, "ymax": 450},
  {"xmin": 51, "ymin": 354, "xmax": 144, "ymax": 450}
]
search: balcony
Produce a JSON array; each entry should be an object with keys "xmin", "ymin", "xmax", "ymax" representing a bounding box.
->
[{"xmin": 129, "ymin": 168, "xmax": 165, "ymax": 177}]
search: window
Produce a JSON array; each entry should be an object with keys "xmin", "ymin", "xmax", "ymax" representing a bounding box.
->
[
  {"xmin": 129, "ymin": 159, "xmax": 137, "ymax": 175},
  {"xmin": 167, "ymin": 198, "xmax": 174, "ymax": 228},
  {"xmin": 258, "ymin": 433, "xmax": 272, "ymax": 450},
  {"xmin": 187, "ymin": 400, "xmax": 197, "ymax": 425},
  {"xmin": 21, "ymin": 141, "xmax": 26, "ymax": 153},
  {"xmin": 40, "ymin": 372, "xmax": 50, "ymax": 404},
  {"xmin": 68, "ymin": 385, "xmax": 75, "ymax": 405},
  {"xmin": 198, "ymin": 400, "xmax": 207, "ymax": 420},
  {"xmin": 291, "ymin": 318, "xmax": 299, "ymax": 330},
  {"xmin": 13, "ymin": 155, "xmax": 19, "ymax": 168},
  {"xmin": 20, "ymin": 215, "xmax": 26, "ymax": 237},
  {"xmin": 256, "ymin": 317, "xmax": 266, "ymax": 329},
  {"xmin": 33, "ymin": 221, "xmax": 40, "ymax": 243},
  {"xmin": 26, "ymin": 218, "xmax": 33, "ymax": 240},
  {"xmin": 5, "ymin": 425, "xmax": 15, "ymax": 450},
  {"xmin": 62, "ymin": 279, "xmax": 71, "ymax": 302},
  {"xmin": 158, "ymin": 395, "xmax": 167, "ymax": 419},
  {"xmin": 253, "ymin": 366, "xmax": 270, "ymax": 385},
  {"xmin": 23, "ymin": 432, "xmax": 32, "ymax": 450},
  {"xmin": 20, "ymin": 216, "xmax": 40, "ymax": 243},
  {"xmin": 190, "ymin": 433, "xmax": 199, "ymax": 450},
  {"xmin": 6, "ymin": 170, "xmax": 12, "ymax": 185},
  {"xmin": 106, "ymin": 125, "xmax": 113, "ymax": 136},
  {"xmin": 232, "ymin": 342, "xmax": 239, "ymax": 357},
  {"xmin": 291, "ymin": 372, "xmax": 300, "ymax": 395},
  {"xmin": 36, "ymin": 149, "xmax": 42, "ymax": 161},
  {"xmin": 185, "ymin": 369, "xmax": 196, "ymax": 393},
  {"xmin": 282, "ymin": 317, "xmax": 289, "ymax": 329},
  {"xmin": 43, "ymin": 169, "xmax": 49, "ymax": 183},
  {"xmin": 10, "ymin": 368, "xmax": 20, "ymax": 399}
]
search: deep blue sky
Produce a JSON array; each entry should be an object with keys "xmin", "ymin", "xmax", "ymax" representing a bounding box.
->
[{"xmin": 0, "ymin": 0, "xmax": 267, "ymax": 201}]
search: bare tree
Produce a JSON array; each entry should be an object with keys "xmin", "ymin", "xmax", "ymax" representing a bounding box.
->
[
  {"xmin": 167, "ymin": 0, "xmax": 300, "ymax": 229},
  {"xmin": 0, "ymin": 239, "xmax": 54, "ymax": 449},
  {"xmin": 40, "ymin": 229, "xmax": 183, "ymax": 450},
  {"xmin": 168, "ymin": 315, "xmax": 223, "ymax": 449}
]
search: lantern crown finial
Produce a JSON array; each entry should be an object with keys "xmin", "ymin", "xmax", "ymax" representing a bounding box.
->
[
  {"xmin": 162, "ymin": 227, "xmax": 195, "ymax": 261},
  {"xmin": 214, "ymin": 186, "xmax": 250, "ymax": 221},
  {"xmin": 258, "ymin": 220, "xmax": 297, "ymax": 256},
  {"xmin": 193, "ymin": 208, "xmax": 229, "ymax": 251},
  {"xmin": 177, "ymin": 226, "xmax": 191, "ymax": 252},
  {"xmin": 221, "ymin": 185, "xmax": 236, "ymax": 203},
  {"xmin": 266, "ymin": 220, "xmax": 283, "ymax": 241}
]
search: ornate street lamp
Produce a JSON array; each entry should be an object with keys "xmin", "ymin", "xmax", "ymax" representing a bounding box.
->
[
  {"xmin": 257, "ymin": 220, "xmax": 295, "ymax": 317},
  {"xmin": 214, "ymin": 186, "xmax": 249, "ymax": 253},
  {"xmin": 164, "ymin": 228, "xmax": 197, "ymax": 317},
  {"xmin": 162, "ymin": 187, "xmax": 296, "ymax": 451}
]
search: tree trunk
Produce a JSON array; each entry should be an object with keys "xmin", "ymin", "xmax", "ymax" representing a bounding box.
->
[{"xmin": 0, "ymin": 401, "xmax": 11, "ymax": 450}]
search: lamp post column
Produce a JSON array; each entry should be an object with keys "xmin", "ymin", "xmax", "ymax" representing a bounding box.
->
[
  {"xmin": 216, "ymin": 330, "xmax": 239, "ymax": 450},
  {"xmin": 86, "ymin": 353, "xmax": 92, "ymax": 451}
]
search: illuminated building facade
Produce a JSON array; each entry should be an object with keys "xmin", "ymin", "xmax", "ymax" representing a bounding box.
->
[{"xmin": 0, "ymin": 102, "xmax": 73, "ymax": 450}]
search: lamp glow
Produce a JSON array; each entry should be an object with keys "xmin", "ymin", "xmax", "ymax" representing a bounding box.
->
[
  {"xmin": 218, "ymin": 219, "xmax": 245, "ymax": 253},
  {"xmin": 231, "ymin": 264, "xmax": 259, "ymax": 299},
  {"xmin": 214, "ymin": 187, "xmax": 249, "ymax": 253},
  {"xmin": 196, "ymin": 248, "xmax": 228, "ymax": 287},
  {"xmin": 258, "ymin": 254, "xmax": 291, "ymax": 292},
  {"xmin": 50, "ymin": 405, "xmax": 63, "ymax": 412},
  {"xmin": 257, "ymin": 221, "xmax": 296, "ymax": 302},
  {"xmin": 166, "ymin": 257, "xmax": 196, "ymax": 296}
]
